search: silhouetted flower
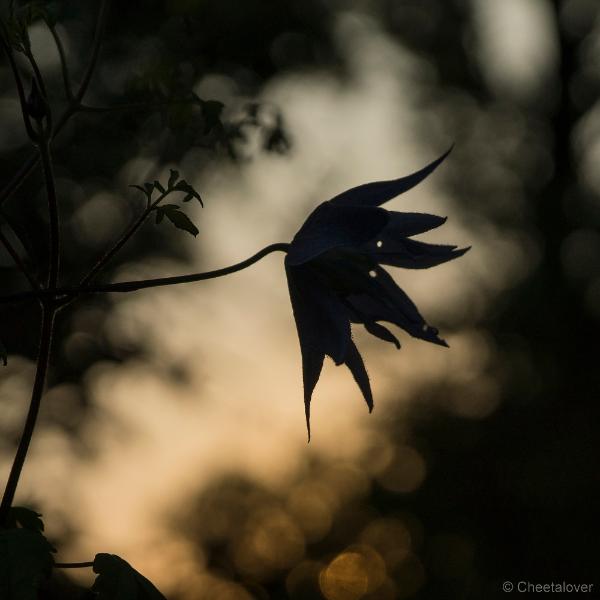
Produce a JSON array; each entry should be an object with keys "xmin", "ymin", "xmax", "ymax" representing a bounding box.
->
[{"xmin": 285, "ymin": 148, "xmax": 469, "ymax": 437}]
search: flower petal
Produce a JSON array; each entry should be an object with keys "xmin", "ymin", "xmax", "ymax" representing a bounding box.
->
[
  {"xmin": 301, "ymin": 346, "xmax": 323, "ymax": 442},
  {"xmin": 286, "ymin": 265, "xmax": 352, "ymax": 438},
  {"xmin": 328, "ymin": 147, "xmax": 452, "ymax": 208},
  {"xmin": 287, "ymin": 204, "xmax": 388, "ymax": 265},
  {"xmin": 286, "ymin": 265, "xmax": 350, "ymax": 364},
  {"xmin": 347, "ymin": 266, "xmax": 448, "ymax": 347},
  {"xmin": 381, "ymin": 211, "xmax": 447, "ymax": 238},
  {"xmin": 344, "ymin": 340, "xmax": 373, "ymax": 412},
  {"xmin": 364, "ymin": 321, "xmax": 401, "ymax": 348},
  {"xmin": 374, "ymin": 238, "xmax": 470, "ymax": 269}
]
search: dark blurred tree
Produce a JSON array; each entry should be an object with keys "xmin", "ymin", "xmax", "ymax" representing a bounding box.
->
[{"xmin": 165, "ymin": 1, "xmax": 600, "ymax": 598}]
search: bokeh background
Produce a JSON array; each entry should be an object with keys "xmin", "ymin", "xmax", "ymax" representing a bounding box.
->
[{"xmin": 1, "ymin": 0, "xmax": 599, "ymax": 598}]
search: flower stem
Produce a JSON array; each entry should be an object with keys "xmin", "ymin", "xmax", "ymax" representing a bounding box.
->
[
  {"xmin": 0, "ymin": 243, "xmax": 290, "ymax": 305},
  {"xmin": 72, "ymin": 242, "xmax": 290, "ymax": 295},
  {"xmin": 0, "ymin": 304, "xmax": 55, "ymax": 526}
]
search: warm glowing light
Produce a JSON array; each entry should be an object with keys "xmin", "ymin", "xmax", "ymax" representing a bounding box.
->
[
  {"xmin": 376, "ymin": 445, "xmax": 426, "ymax": 493},
  {"xmin": 233, "ymin": 508, "xmax": 305, "ymax": 577},
  {"xmin": 319, "ymin": 552, "xmax": 369, "ymax": 600},
  {"xmin": 319, "ymin": 545, "xmax": 386, "ymax": 600},
  {"xmin": 360, "ymin": 518, "xmax": 412, "ymax": 567}
]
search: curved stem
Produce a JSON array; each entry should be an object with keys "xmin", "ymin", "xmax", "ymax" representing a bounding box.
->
[
  {"xmin": 73, "ymin": 242, "xmax": 290, "ymax": 295},
  {"xmin": 0, "ymin": 305, "xmax": 55, "ymax": 525},
  {"xmin": 0, "ymin": 243, "xmax": 290, "ymax": 305}
]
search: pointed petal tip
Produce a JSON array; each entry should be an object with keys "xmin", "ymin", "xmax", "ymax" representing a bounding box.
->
[
  {"xmin": 448, "ymin": 245, "xmax": 471, "ymax": 261},
  {"xmin": 435, "ymin": 144, "xmax": 454, "ymax": 164},
  {"xmin": 305, "ymin": 399, "xmax": 311, "ymax": 442}
]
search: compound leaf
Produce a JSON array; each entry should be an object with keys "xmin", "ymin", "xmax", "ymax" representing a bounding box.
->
[
  {"xmin": 6, "ymin": 507, "xmax": 44, "ymax": 532},
  {"xmin": 0, "ymin": 529, "xmax": 55, "ymax": 600}
]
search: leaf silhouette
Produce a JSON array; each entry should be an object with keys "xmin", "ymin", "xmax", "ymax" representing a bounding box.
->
[
  {"xmin": 155, "ymin": 205, "xmax": 199, "ymax": 237},
  {"xmin": 0, "ymin": 529, "xmax": 55, "ymax": 600},
  {"xmin": 92, "ymin": 553, "xmax": 167, "ymax": 600},
  {"xmin": 167, "ymin": 169, "xmax": 179, "ymax": 189},
  {"xmin": 173, "ymin": 180, "xmax": 203, "ymax": 205},
  {"xmin": 6, "ymin": 507, "xmax": 44, "ymax": 532}
]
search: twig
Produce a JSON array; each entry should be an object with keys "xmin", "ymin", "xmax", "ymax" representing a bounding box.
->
[
  {"xmin": 78, "ymin": 99, "xmax": 189, "ymax": 114},
  {"xmin": 80, "ymin": 189, "xmax": 171, "ymax": 287},
  {"xmin": 46, "ymin": 22, "xmax": 74, "ymax": 101},
  {"xmin": 0, "ymin": 221, "xmax": 40, "ymax": 291},
  {"xmin": 38, "ymin": 138, "xmax": 60, "ymax": 289},
  {"xmin": 54, "ymin": 561, "xmax": 94, "ymax": 569},
  {"xmin": 73, "ymin": 0, "xmax": 110, "ymax": 105},
  {"xmin": 0, "ymin": 0, "xmax": 112, "ymax": 208},
  {"xmin": 0, "ymin": 23, "xmax": 39, "ymax": 142}
]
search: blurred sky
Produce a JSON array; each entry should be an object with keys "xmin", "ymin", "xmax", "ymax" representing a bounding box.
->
[{"xmin": 0, "ymin": 1, "xmax": 568, "ymax": 596}]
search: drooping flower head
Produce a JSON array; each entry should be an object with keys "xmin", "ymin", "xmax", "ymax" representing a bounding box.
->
[{"xmin": 285, "ymin": 148, "xmax": 469, "ymax": 438}]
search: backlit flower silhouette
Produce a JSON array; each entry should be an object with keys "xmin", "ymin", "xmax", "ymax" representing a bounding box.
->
[{"xmin": 285, "ymin": 148, "xmax": 469, "ymax": 437}]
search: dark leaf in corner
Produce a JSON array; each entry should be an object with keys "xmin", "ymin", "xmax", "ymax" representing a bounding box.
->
[
  {"xmin": 92, "ymin": 553, "xmax": 167, "ymax": 600},
  {"xmin": 0, "ymin": 529, "xmax": 55, "ymax": 600},
  {"xmin": 7, "ymin": 507, "xmax": 44, "ymax": 532}
]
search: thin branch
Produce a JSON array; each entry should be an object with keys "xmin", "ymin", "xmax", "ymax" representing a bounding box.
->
[
  {"xmin": 0, "ymin": 0, "xmax": 111, "ymax": 209},
  {"xmin": 0, "ymin": 243, "xmax": 290, "ymax": 305},
  {"xmin": 54, "ymin": 561, "xmax": 94, "ymax": 569},
  {"xmin": 0, "ymin": 306, "xmax": 55, "ymax": 524},
  {"xmin": 78, "ymin": 98, "xmax": 190, "ymax": 114},
  {"xmin": 80, "ymin": 189, "xmax": 170, "ymax": 287},
  {"xmin": 38, "ymin": 138, "xmax": 60, "ymax": 289},
  {"xmin": 46, "ymin": 22, "xmax": 74, "ymax": 101},
  {"xmin": 0, "ymin": 157, "xmax": 36, "ymax": 209},
  {"xmin": 73, "ymin": 0, "xmax": 110, "ymax": 105},
  {"xmin": 0, "ymin": 221, "xmax": 40, "ymax": 290},
  {"xmin": 0, "ymin": 23, "xmax": 38, "ymax": 142}
]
